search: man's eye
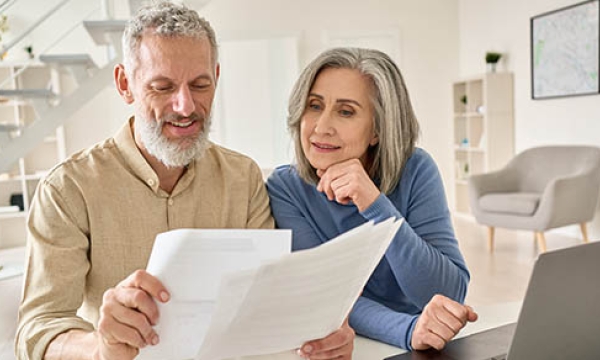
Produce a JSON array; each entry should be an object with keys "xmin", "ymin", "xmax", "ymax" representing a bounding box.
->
[
  {"xmin": 191, "ymin": 83, "xmax": 211, "ymax": 90},
  {"xmin": 152, "ymin": 85, "xmax": 173, "ymax": 92}
]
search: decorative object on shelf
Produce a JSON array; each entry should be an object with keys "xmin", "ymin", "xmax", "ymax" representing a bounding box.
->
[
  {"xmin": 461, "ymin": 138, "xmax": 469, "ymax": 148},
  {"xmin": 10, "ymin": 193, "xmax": 23, "ymax": 211},
  {"xmin": 531, "ymin": 0, "xmax": 599, "ymax": 100},
  {"xmin": 485, "ymin": 52, "xmax": 502, "ymax": 73},
  {"xmin": 459, "ymin": 95, "xmax": 468, "ymax": 112},
  {"xmin": 24, "ymin": 45, "xmax": 34, "ymax": 59}
]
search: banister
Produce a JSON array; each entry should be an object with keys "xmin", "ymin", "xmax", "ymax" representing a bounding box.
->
[{"xmin": 0, "ymin": 0, "xmax": 72, "ymax": 55}]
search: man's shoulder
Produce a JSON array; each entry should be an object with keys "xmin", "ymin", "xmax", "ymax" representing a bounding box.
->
[
  {"xmin": 44, "ymin": 137, "xmax": 119, "ymax": 185},
  {"xmin": 203, "ymin": 142, "xmax": 262, "ymax": 172}
]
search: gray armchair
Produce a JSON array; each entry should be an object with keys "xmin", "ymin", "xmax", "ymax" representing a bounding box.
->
[{"xmin": 469, "ymin": 146, "xmax": 600, "ymax": 252}]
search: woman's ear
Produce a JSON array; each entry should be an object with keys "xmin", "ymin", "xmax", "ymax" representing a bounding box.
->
[
  {"xmin": 114, "ymin": 64, "xmax": 134, "ymax": 104},
  {"xmin": 370, "ymin": 133, "xmax": 380, "ymax": 146}
]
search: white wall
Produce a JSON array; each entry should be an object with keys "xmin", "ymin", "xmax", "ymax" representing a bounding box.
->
[
  {"xmin": 201, "ymin": 0, "xmax": 461, "ymax": 195},
  {"xmin": 459, "ymin": 0, "xmax": 600, "ymax": 236}
]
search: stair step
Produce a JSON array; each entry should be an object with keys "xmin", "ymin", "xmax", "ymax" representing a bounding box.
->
[
  {"xmin": 0, "ymin": 89, "xmax": 56, "ymax": 99},
  {"xmin": 39, "ymin": 54, "xmax": 96, "ymax": 67},
  {"xmin": 0, "ymin": 123, "xmax": 22, "ymax": 132},
  {"xmin": 83, "ymin": 20, "xmax": 127, "ymax": 46}
]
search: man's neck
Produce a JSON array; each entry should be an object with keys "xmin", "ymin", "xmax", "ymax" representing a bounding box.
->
[{"xmin": 144, "ymin": 154, "xmax": 186, "ymax": 194}]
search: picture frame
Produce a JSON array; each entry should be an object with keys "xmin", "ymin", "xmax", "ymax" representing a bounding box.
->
[{"xmin": 531, "ymin": 0, "xmax": 599, "ymax": 99}]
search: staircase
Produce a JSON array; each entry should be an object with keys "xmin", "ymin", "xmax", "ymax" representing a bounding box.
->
[{"xmin": 0, "ymin": 19, "xmax": 127, "ymax": 173}]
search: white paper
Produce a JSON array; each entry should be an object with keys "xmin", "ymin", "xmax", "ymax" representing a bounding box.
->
[
  {"xmin": 140, "ymin": 219, "xmax": 403, "ymax": 360},
  {"xmin": 197, "ymin": 218, "xmax": 403, "ymax": 360},
  {"xmin": 139, "ymin": 229, "xmax": 291, "ymax": 360}
]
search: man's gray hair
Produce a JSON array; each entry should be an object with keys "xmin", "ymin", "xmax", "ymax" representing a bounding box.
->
[
  {"xmin": 122, "ymin": 1, "xmax": 218, "ymax": 75},
  {"xmin": 288, "ymin": 47, "xmax": 420, "ymax": 194}
]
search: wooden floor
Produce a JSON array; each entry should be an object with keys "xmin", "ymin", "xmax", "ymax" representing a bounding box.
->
[{"xmin": 454, "ymin": 215, "xmax": 588, "ymax": 308}]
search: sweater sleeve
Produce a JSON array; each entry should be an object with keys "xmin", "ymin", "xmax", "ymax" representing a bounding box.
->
[
  {"xmin": 350, "ymin": 295, "xmax": 419, "ymax": 350},
  {"xmin": 361, "ymin": 156, "xmax": 469, "ymax": 308}
]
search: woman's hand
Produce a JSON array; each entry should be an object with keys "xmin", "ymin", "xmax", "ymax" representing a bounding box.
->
[
  {"xmin": 410, "ymin": 294, "xmax": 478, "ymax": 351},
  {"xmin": 297, "ymin": 319, "xmax": 355, "ymax": 359},
  {"xmin": 316, "ymin": 159, "xmax": 380, "ymax": 212}
]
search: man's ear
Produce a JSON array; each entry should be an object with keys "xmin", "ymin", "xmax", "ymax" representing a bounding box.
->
[
  {"xmin": 215, "ymin": 62, "xmax": 221, "ymax": 84},
  {"xmin": 114, "ymin": 64, "xmax": 134, "ymax": 104}
]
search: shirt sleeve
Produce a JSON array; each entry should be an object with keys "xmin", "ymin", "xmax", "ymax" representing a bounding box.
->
[
  {"xmin": 15, "ymin": 179, "xmax": 94, "ymax": 360},
  {"xmin": 360, "ymin": 158, "xmax": 469, "ymax": 309},
  {"xmin": 246, "ymin": 162, "xmax": 275, "ymax": 230}
]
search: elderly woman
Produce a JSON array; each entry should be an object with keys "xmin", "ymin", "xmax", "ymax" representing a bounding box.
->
[{"xmin": 267, "ymin": 47, "xmax": 477, "ymax": 353}]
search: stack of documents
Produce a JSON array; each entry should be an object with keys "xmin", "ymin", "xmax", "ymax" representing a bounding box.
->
[{"xmin": 140, "ymin": 218, "xmax": 403, "ymax": 360}]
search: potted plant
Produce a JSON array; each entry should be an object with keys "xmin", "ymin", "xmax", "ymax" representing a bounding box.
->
[{"xmin": 485, "ymin": 52, "xmax": 502, "ymax": 72}]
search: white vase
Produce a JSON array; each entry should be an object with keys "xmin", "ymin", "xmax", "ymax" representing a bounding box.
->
[{"xmin": 486, "ymin": 62, "xmax": 497, "ymax": 73}]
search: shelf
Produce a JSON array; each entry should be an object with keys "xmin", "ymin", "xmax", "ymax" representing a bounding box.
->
[
  {"xmin": 0, "ymin": 172, "xmax": 47, "ymax": 183},
  {"xmin": 454, "ymin": 146, "xmax": 485, "ymax": 153},
  {"xmin": 455, "ymin": 180, "xmax": 469, "ymax": 185},
  {"xmin": 0, "ymin": 211, "xmax": 26, "ymax": 220},
  {"xmin": 454, "ymin": 112, "xmax": 484, "ymax": 118}
]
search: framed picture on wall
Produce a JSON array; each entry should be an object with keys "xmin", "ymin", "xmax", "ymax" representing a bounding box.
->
[{"xmin": 531, "ymin": 0, "xmax": 599, "ymax": 99}]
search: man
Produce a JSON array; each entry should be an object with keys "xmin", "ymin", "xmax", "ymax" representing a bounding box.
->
[{"xmin": 15, "ymin": 2, "xmax": 353, "ymax": 359}]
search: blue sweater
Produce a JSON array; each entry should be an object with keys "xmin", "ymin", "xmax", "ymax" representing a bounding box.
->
[{"xmin": 266, "ymin": 148, "xmax": 469, "ymax": 350}]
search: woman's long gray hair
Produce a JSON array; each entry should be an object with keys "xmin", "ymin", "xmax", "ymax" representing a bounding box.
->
[{"xmin": 288, "ymin": 47, "xmax": 420, "ymax": 194}]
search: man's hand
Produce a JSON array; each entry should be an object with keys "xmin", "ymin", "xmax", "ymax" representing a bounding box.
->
[
  {"xmin": 297, "ymin": 319, "xmax": 355, "ymax": 360},
  {"xmin": 95, "ymin": 270, "xmax": 170, "ymax": 360},
  {"xmin": 411, "ymin": 294, "xmax": 478, "ymax": 351},
  {"xmin": 316, "ymin": 159, "xmax": 380, "ymax": 212}
]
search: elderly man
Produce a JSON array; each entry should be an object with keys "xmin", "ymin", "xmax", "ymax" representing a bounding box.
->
[{"xmin": 15, "ymin": 2, "xmax": 353, "ymax": 359}]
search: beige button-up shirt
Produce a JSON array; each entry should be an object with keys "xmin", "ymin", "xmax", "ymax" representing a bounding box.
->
[{"xmin": 16, "ymin": 119, "xmax": 274, "ymax": 359}]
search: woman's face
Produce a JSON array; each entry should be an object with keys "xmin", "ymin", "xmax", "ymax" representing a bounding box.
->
[{"xmin": 300, "ymin": 67, "xmax": 379, "ymax": 172}]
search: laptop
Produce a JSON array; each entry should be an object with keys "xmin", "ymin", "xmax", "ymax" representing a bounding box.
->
[{"xmin": 385, "ymin": 241, "xmax": 600, "ymax": 360}]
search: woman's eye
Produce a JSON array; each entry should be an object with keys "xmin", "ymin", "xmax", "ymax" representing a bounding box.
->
[
  {"xmin": 308, "ymin": 102, "xmax": 322, "ymax": 111},
  {"xmin": 340, "ymin": 109, "xmax": 354, "ymax": 117}
]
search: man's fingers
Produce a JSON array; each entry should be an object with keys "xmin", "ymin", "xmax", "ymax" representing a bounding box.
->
[
  {"xmin": 111, "ymin": 286, "xmax": 161, "ymax": 326},
  {"xmin": 98, "ymin": 309, "xmax": 147, "ymax": 349},
  {"xmin": 301, "ymin": 341, "xmax": 353, "ymax": 359},
  {"xmin": 119, "ymin": 270, "xmax": 170, "ymax": 304},
  {"xmin": 301, "ymin": 324, "xmax": 355, "ymax": 355},
  {"xmin": 102, "ymin": 291, "xmax": 158, "ymax": 346}
]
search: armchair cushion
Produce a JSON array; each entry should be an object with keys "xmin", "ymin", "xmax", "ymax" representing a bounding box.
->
[{"xmin": 479, "ymin": 192, "xmax": 541, "ymax": 216}]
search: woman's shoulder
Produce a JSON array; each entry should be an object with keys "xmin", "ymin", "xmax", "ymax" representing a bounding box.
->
[
  {"xmin": 405, "ymin": 147, "xmax": 438, "ymax": 172},
  {"xmin": 266, "ymin": 164, "xmax": 304, "ymax": 191}
]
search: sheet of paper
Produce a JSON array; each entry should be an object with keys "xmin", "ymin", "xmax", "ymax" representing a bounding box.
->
[
  {"xmin": 197, "ymin": 218, "xmax": 403, "ymax": 360},
  {"xmin": 139, "ymin": 229, "xmax": 291, "ymax": 360}
]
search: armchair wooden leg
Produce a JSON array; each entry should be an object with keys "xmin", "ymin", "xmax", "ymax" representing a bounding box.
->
[
  {"xmin": 580, "ymin": 223, "xmax": 590, "ymax": 243},
  {"xmin": 535, "ymin": 232, "xmax": 547, "ymax": 253},
  {"xmin": 488, "ymin": 226, "xmax": 495, "ymax": 252}
]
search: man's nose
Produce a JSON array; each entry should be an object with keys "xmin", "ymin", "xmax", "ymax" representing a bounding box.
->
[{"xmin": 173, "ymin": 86, "xmax": 195, "ymax": 117}]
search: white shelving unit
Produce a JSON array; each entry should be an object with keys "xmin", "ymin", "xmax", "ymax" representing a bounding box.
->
[
  {"xmin": 0, "ymin": 62, "xmax": 66, "ymax": 248},
  {"xmin": 452, "ymin": 73, "xmax": 514, "ymax": 216}
]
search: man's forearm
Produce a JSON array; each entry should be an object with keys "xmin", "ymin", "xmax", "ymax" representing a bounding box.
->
[{"xmin": 44, "ymin": 329, "xmax": 98, "ymax": 360}]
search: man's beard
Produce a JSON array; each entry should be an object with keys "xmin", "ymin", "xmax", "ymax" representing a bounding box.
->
[{"xmin": 137, "ymin": 112, "xmax": 211, "ymax": 168}]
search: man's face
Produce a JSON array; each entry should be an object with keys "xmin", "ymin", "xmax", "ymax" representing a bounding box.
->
[{"xmin": 126, "ymin": 33, "xmax": 218, "ymax": 167}]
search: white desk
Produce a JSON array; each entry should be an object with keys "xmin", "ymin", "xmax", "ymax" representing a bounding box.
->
[{"xmin": 0, "ymin": 247, "xmax": 521, "ymax": 360}]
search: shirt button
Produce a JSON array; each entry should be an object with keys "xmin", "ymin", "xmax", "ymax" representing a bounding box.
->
[
  {"xmin": 168, "ymin": 199, "xmax": 174, "ymax": 206},
  {"xmin": 147, "ymin": 179, "xmax": 155, "ymax": 186}
]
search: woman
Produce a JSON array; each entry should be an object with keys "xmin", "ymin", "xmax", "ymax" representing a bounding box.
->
[{"xmin": 267, "ymin": 48, "xmax": 477, "ymax": 352}]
